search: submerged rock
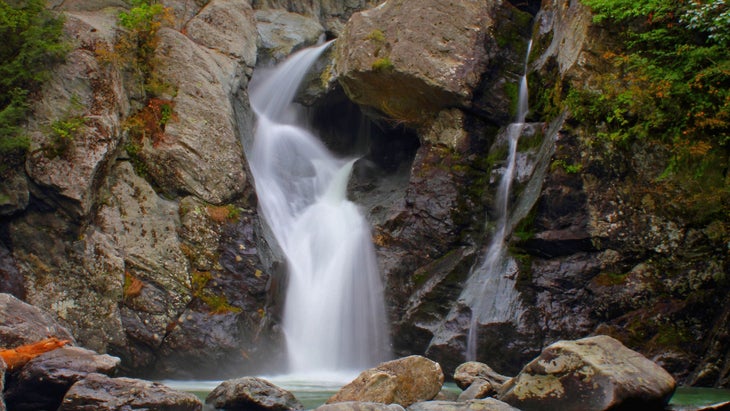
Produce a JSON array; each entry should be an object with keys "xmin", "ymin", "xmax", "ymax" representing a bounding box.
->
[
  {"xmin": 499, "ymin": 335, "xmax": 676, "ymax": 411},
  {"xmin": 315, "ymin": 402, "xmax": 405, "ymax": 411},
  {"xmin": 327, "ymin": 355, "xmax": 444, "ymax": 407},
  {"xmin": 59, "ymin": 373, "xmax": 202, "ymax": 411},
  {"xmin": 407, "ymin": 399, "xmax": 520, "ymax": 411},
  {"xmin": 205, "ymin": 376, "xmax": 303, "ymax": 410}
]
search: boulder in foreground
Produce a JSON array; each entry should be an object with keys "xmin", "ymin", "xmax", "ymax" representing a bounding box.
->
[
  {"xmin": 499, "ymin": 335, "xmax": 676, "ymax": 411},
  {"xmin": 205, "ymin": 376, "xmax": 303, "ymax": 410},
  {"xmin": 408, "ymin": 398, "xmax": 520, "ymax": 411},
  {"xmin": 315, "ymin": 402, "xmax": 405, "ymax": 411},
  {"xmin": 59, "ymin": 373, "xmax": 201, "ymax": 411},
  {"xmin": 327, "ymin": 355, "xmax": 443, "ymax": 407}
]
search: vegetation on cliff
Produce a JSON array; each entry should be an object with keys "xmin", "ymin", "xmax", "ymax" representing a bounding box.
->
[
  {"xmin": 568, "ymin": 0, "xmax": 729, "ymax": 224},
  {"xmin": 0, "ymin": 0, "xmax": 66, "ymax": 170}
]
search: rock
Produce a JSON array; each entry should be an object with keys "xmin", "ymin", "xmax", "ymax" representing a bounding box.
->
[
  {"xmin": 0, "ymin": 293, "xmax": 75, "ymax": 348},
  {"xmin": 499, "ymin": 335, "xmax": 676, "ymax": 411},
  {"xmin": 407, "ymin": 399, "xmax": 520, "ymax": 411},
  {"xmin": 59, "ymin": 373, "xmax": 202, "ymax": 411},
  {"xmin": 315, "ymin": 402, "xmax": 405, "ymax": 411},
  {"xmin": 1, "ymin": 357, "xmax": 6, "ymax": 411},
  {"xmin": 0, "ymin": 170, "xmax": 29, "ymax": 217},
  {"xmin": 327, "ymin": 355, "xmax": 444, "ymax": 407},
  {"xmin": 139, "ymin": 27, "xmax": 249, "ymax": 204},
  {"xmin": 454, "ymin": 362, "xmax": 511, "ymax": 391},
  {"xmin": 254, "ymin": 9, "xmax": 325, "ymax": 64},
  {"xmin": 24, "ymin": 12, "xmax": 128, "ymax": 218},
  {"xmin": 205, "ymin": 376, "xmax": 303, "ymax": 410},
  {"xmin": 0, "ymin": 245, "xmax": 24, "ymax": 298},
  {"xmin": 4, "ymin": 346, "xmax": 119, "ymax": 411},
  {"xmin": 186, "ymin": 0, "xmax": 258, "ymax": 69},
  {"xmin": 457, "ymin": 379, "xmax": 494, "ymax": 402},
  {"xmin": 251, "ymin": 0, "xmax": 378, "ymax": 36},
  {"xmin": 696, "ymin": 402, "xmax": 730, "ymax": 411},
  {"xmin": 334, "ymin": 0, "xmax": 523, "ymax": 127},
  {"xmin": 96, "ymin": 161, "xmax": 190, "ymax": 368}
]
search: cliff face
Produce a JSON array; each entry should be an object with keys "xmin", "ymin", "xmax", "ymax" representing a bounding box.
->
[{"xmin": 0, "ymin": 0, "xmax": 727, "ymax": 386}]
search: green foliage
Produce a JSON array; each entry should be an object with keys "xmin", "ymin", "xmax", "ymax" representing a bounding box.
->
[
  {"xmin": 46, "ymin": 115, "xmax": 85, "ymax": 158},
  {"xmin": 569, "ymin": 0, "xmax": 729, "ymax": 222},
  {"xmin": 0, "ymin": 0, "xmax": 67, "ymax": 167},
  {"xmin": 366, "ymin": 29, "xmax": 386, "ymax": 43},
  {"xmin": 372, "ymin": 57, "xmax": 394, "ymax": 71}
]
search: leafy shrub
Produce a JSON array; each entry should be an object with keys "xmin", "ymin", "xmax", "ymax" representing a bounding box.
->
[
  {"xmin": 567, "ymin": 0, "xmax": 729, "ymax": 222},
  {"xmin": 0, "ymin": 0, "xmax": 67, "ymax": 168}
]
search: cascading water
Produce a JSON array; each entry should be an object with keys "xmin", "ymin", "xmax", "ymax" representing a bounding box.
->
[
  {"xmin": 247, "ymin": 42, "xmax": 391, "ymax": 375},
  {"xmin": 463, "ymin": 40, "xmax": 533, "ymax": 361}
]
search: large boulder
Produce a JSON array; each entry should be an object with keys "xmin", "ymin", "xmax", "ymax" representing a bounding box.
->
[
  {"xmin": 499, "ymin": 335, "xmax": 676, "ymax": 411},
  {"xmin": 0, "ymin": 293, "xmax": 75, "ymax": 348},
  {"xmin": 334, "ymin": 0, "xmax": 527, "ymax": 128},
  {"xmin": 327, "ymin": 356, "xmax": 444, "ymax": 407},
  {"xmin": 58, "ymin": 373, "xmax": 202, "ymax": 411},
  {"xmin": 1, "ymin": 357, "xmax": 6, "ymax": 411},
  {"xmin": 4, "ymin": 347, "xmax": 119, "ymax": 411},
  {"xmin": 407, "ymin": 399, "xmax": 520, "ymax": 411},
  {"xmin": 205, "ymin": 376, "xmax": 303, "ymax": 410}
]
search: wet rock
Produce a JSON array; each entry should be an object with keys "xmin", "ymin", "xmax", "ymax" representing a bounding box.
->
[
  {"xmin": 327, "ymin": 356, "xmax": 444, "ymax": 407},
  {"xmin": 206, "ymin": 376, "xmax": 303, "ymax": 410},
  {"xmin": 407, "ymin": 399, "xmax": 520, "ymax": 411},
  {"xmin": 334, "ymin": 0, "xmax": 501, "ymax": 127},
  {"xmin": 0, "ymin": 293, "xmax": 75, "ymax": 348},
  {"xmin": 4, "ymin": 347, "xmax": 119, "ymax": 411},
  {"xmin": 315, "ymin": 403, "xmax": 405, "ymax": 411},
  {"xmin": 251, "ymin": 0, "xmax": 378, "ymax": 36},
  {"xmin": 696, "ymin": 402, "xmax": 730, "ymax": 411},
  {"xmin": 454, "ymin": 362, "xmax": 511, "ymax": 391},
  {"xmin": 255, "ymin": 9, "xmax": 325, "ymax": 64},
  {"xmin": 499, "ymin": 335, "xmax": 676, "ymax": 411},
  {"xmin": 59, "ymin": 373, "xmax": 202, "ymax": 411}
]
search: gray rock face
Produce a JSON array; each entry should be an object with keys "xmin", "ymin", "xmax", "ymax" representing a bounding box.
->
[
  {"xmin": 139, "ymin": 26, "xmax": 249, "ymax": 204},
  {"xmin": 327, "ymin": 356, "xmax": 444, "ymax": 407},
  {"xmin": 407, "ymin": 399, "xmax": 520, "ymax": 411},
  {"xmin": 0, "ymin": 170, "xmax": 29, "ymax": 217},
  {"xmin": 206, "ymin": 376, "xmax": 303, "ymax": 410},
  {"xmin": 499, "ymin": 335, "xmax": 676, "ymax": 411},
  {"xmin": 0, "ymin": 293, "xmax": 75, "ymax": 348},
  {"xmin": 251, "ymin": 0, "xmax": 378, "ymax": 35},
  {"xmin": 4, "ymin": 347, "xmax": 120, "ymax": 411},
  {"xmin": 255, "ymin": 9, "xmax": 325, "ymax": 64},
  {"xmin": 24, "ymin": 11, "xmax": 128, "ymax": 218},
  {"xmin": 59, "ymin": 373, "xmax": 202, "ymax": 411}
]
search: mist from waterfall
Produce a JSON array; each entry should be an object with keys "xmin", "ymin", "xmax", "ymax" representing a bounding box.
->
[
  {"xmin": 247, "ymin": 42, "xmax": 391, "ymax": 375},
  {"xmin": 464, "ymin": 40, "xmax": 533, "ymax": 361}
]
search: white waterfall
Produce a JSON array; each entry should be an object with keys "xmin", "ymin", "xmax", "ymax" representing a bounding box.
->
[
  {"xmin": 247, "ymin": 43, "xmax": 391, "ymax": 374},
  {"xmin": 464, "ymin": 40, "xmax": 533, "ymax": 361}
]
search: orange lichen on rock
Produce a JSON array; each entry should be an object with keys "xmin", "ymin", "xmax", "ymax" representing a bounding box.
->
[{"xmin": 0, "ymin": 337, "xmax": 71, "ymax": 371}]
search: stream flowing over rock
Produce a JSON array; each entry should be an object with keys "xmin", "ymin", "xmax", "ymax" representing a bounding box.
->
[{"xmin": 0, "ymin": 0, "xmax": 727, "ymax": 388}]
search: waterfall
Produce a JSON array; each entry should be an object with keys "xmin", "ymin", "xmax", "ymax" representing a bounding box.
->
[
  {"xmin": 247, "ymin": 43, "xmax": 391, "ymax": 374},
  {"xmin": 463, "ymin": 40, "xmax": 533, "ymax": 361}
]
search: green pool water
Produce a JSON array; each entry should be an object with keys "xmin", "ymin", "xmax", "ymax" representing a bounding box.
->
[{"xmin": 165, "ymin": 380, "xmax": 730, "ymax": 410}]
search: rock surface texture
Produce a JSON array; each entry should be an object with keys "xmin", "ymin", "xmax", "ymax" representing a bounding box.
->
[
  {"xmin": 327, "ymin": 356, "xmax": 444, "ymax": 407},
  {"xmin": 205, "ymin": 376, "xmax": 304, "ymax": 411},
  {"xmin": 499, "ymin": 335, "xmax": 676, "ymax": 411},
  {"xmin": 58, "ymin": 373, "xmax": 202, "ymax": 411}
]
